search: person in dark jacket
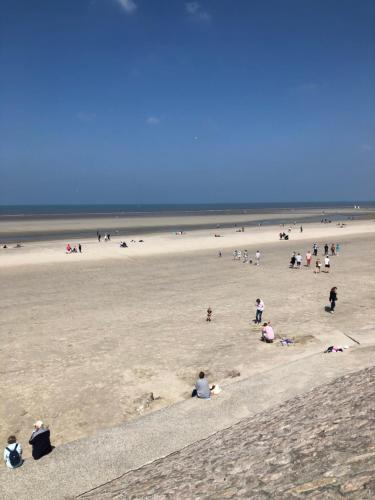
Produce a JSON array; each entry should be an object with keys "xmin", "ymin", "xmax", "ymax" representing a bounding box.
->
[
  {"xmin": 329, "ymin": 287, "xmax": 338, "ymax": 313},
  {"xmin": 29, "ymin": 421, "xmax": 52, "ymax": 460}
]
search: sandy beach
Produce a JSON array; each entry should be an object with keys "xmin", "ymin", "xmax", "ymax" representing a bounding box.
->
[{"xmin": 1, "ymin": 216, "xmax": 375, "ymax": 458}]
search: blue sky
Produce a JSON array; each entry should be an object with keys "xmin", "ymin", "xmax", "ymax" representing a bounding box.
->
[{"xmin": 0, "ymin": 0, "xmax": 374, "ymax": 204}]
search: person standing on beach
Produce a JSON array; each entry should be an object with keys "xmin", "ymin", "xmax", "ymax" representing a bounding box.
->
[
  {"xmin": 314, "ymin": 258, "xmax": 321, "ymax": 274},
  {"xmin": 329, "ymin": 287, "xmax": 338, "ymax": 313},
  {"xmin": 255, "ymin": 299, "xmax": 264, "ymax": 324},
  {"xmin": 324, "ymin": 255, "xmax": 330, "ymax": 273},
  {"xmin": 78, "ymin": 243, "xmax": 82, "ymax": 253},
  {"xmin": 233, "ymin": 250, "xmax": 238, "ymax": 260},
  {"xmin": 306, "ymin": 250, "xmax": 312, "ymax": 267},
  {"xmin": 290, "ymin": 252, "xmax": 296, "ymax": 268},
  {"xmin": 300, "ymin": 225, "xmax": 303, "ymax": 233},
  {"xmin": 98, "ymin": 233, "xmax": 101, "ymax": 242},
  {"xmin": 218, "ymin": 251, "xmax": 222, "ymax": 258},
  {"xmin": 331, "ymin": 243, "xmax": 335, "ymax": 256},
  {"xmin": 336, "ymin": 243, "xmax": 340, "ymax": 255},
  {"xmin": 255, "ymin": 250, "xmax": 261, "ymax": 265},
  {"xmin": 324, "ymin": 243, "xmax": 329, "ymax": 255},
  {"xmin": 206, "ymin": 307, "xmax": 212, "ymax": 322},
  {"xmin": 313, "ymin": 243, "xmax": 318, "ymax": 256},
  {"xmin": 296, "ymin": 252, "xmax": 302, "ymax": 268}
]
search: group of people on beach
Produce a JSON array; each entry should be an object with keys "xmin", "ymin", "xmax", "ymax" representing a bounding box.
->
[
  {"xmin": 3, "ymin": 421, "xmax": 52, "ymax": 469},
  {"xmin": 231, "ymin": 249, "xmax": 261, "ymax": 265},
  {"xmin": 66, "ymin": 243, "xmax": 82, "ymax": 254},
  {"xmin": 289, "ymin": 242, "xmax": 340, "ymax": 273}
]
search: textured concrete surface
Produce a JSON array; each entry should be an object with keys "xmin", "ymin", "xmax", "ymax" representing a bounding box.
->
[
  {"xmin": 81, "ymin": 364, "xmax": 375, "ymax": 499},
  {"xmin": 1, "ymin": 345, "xmax": 374, "ymax": 499}
]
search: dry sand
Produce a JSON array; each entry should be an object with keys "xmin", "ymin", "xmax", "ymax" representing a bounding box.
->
[{"xmin": 1, "ymin": 219, "xmax": 375, "ymax": 458}]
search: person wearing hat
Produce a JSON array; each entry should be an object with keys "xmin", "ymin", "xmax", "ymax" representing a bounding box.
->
[{"xmin": 29, "ymin": 420, "xmax": 52, "ymax": 460}]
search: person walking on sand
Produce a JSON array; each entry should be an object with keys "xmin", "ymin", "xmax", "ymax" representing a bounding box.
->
[
  {"xmin": 331, "ymin": 243, "xmax": 335, "ymax": 256},
  {"xmin": 206, "ymin": 307, "xmax": 212, "ymax": 322},
  {"xmin": 29, "ymin": 421, "xmax": 52, "ymax": 460},
  {"xmin": 255, "ymin": 250, "xmax": 261, "ymax": 265},
  {"xmin": 218, "ymin": 250, "xmax": 222, "ymax": 258},
  {"xmin": 254, "ymin": 298, "xmax": 264, "ymax": 324},
  {"xmin": 233, "ymin": 250, "xmax": 238, "ymax": 260},
  {"xmin": 336, "ymin": 243, "xmax": 340, "ymax": 255},
  {"xmin": 296, "ymin": 252, "xmax": 302, "ymax": 268},
  {"xmin": 78, "ymin": 243, "xmax": 82, "ymax": 253},
  {"xmin": 313, "ymin": 243, "xmax": 318, "ymax": 256},
  {"xmin": 324, "ymin": 243, "xmax": 329, "ymax": 256},
  {"xmin": 324, "ymin": 255, "xmax": 330, "ymax": 273},
  {"xmin": 314, "ymin": 258, "xmax": 321, "ymax": 274},
  {"xmin": 329, "ymin": 287, "xmax": 338, "ymax": 313},
  {"xmin": 306, "ymin": 250, "xmax": 312, "ymax": 267},
  {"xmin": 300, "ymin": 225, "xmax": 303, "ymax": 233},
  {"xmin": 290, "ymin": 252, "xmax": 296, "ymax": 268}
]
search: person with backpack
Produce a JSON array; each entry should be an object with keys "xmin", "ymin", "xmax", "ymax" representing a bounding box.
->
[
  {"xmin": 3, "ymin": 435, "xmax": 23, "ymax": 469},
  {"xmin": 29, "ymin": 421, "xmax": 52, "ymax": 460}
]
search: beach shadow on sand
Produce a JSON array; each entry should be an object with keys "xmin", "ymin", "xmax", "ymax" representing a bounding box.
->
[{"xmin": 324, "ymin": 306, "xmax": 332, "ymax": 313}]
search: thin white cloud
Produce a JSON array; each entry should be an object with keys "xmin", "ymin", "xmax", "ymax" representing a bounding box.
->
[
  {"xmin": 115, "ymin": 0, "xmax": 137, "ymax": 14},
  {"xmin": 185, "ymin": 2, "xmax": 210, "ymax": 21},
  {"xmin": 185, "ymin": 2, "xmax": 200, "ymax": 15},
  {"xmin": 295, "ymin": 82, "xmax": 318, "ymax": 92},
  {"xmin": 146, "ymin": 116, "xmax": 160, "ymax": 125},
  {"xmin": 76, "ymin": 112, "xmax": 96, "ymax": 122}
]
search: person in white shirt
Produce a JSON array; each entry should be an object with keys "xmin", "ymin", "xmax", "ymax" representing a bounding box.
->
[
  {"xmin": 255, "ymin": 298, "xmax": 265, "ymax": 324},
  {"xmin": 324, "ymin": 256, "xmax": 330, "ymax": 273},
  {"xmin": 3, "ymin": 435, "xmax": 23, "ymax": 469},
  {"xmin": 296, "ymin": 253, "xmax": 302, "ymax": 268},
  {"xmin": 255, "ymin": 250, "xmax": 261, "ymax": 265}
]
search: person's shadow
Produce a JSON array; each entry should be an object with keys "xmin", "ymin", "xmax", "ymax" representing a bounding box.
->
[{"xmin": 324, "ymin": 306, "xmax": 331, "ymax": 313}]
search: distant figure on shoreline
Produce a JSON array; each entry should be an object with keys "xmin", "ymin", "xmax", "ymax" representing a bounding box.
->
[
  {"xmin": 313, "ymin": 243, "xmax": 318, "ymax": 256},
  {"xmin": 324, "ymin": 243, "xmax": 329, "ymax": 255},
  {"xmin": 29, "ymin": 421, "xmax": 52, "ymax": 460},
  {"xmin": 78, "ymin": 243, "xmax": 82, "ymax": 253},
  {"xmin": 255, "ymin": 250, "xmax": 261, "ymax": 265},
  {"xmin": 3, "ymin": 435, "xmax": 23, "ymax": 469},
  {"xmin": 254, "ymin": 298, "xmax": 264, "ymax": 324},
  {"xmin": 206, "ymin": 307, "xmax": 212, "ymax": 322}
]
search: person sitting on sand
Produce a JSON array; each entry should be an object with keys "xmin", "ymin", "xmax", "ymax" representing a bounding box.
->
[
  {"xmin": 261, "ymin": 322, "xmax": 275, "ymax": 343},
  {"xmin": 66, "ymin": 244, "xmax": 71, "ymax": 253},
  {"xmin": 206, "ymin": 307, "xmax": 212, "ymax": 322},
  {"xmin": 29, "ymin": 421, "xmax": 52, "ymax": 460},
  {"xmin": 192, "ymin": 372, "xmax": 214, "ymax": 399},
  {"xmin": 3, "ymin": 435, "xmax": 23, "ymax": 469}
]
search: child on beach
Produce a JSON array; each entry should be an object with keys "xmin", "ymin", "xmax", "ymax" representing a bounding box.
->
[
  {"xmin": 296, "ymin": 253, "xmax": 302, "ymax": 268},
  {"xmin": 255, "ymin": 250, "xmax": 261, "ymax": 265},
  {"xmin": 254, "ymin": 299, "xmax": 264, "ymax": 324},
  {"xmin": 192, "ymin": 372, "xmax": 215, "ymax": 399},
  {"xmin": 3, "ymin": 436, "xmax": 23, "ymax": 469}
]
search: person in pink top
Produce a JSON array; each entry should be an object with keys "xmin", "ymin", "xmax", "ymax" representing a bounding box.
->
[
  {"xmin": 306, "ymin": 251, "xmax": 312, "ymax": 267},
  {"xmin": 261, "ymin": 322, "xmax": 275, "ymax": 343}
]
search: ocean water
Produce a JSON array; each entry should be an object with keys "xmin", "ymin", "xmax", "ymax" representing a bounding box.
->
[{"xmin": 1, "ymin": 201, "xmax": 374, "ymax": 217}]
